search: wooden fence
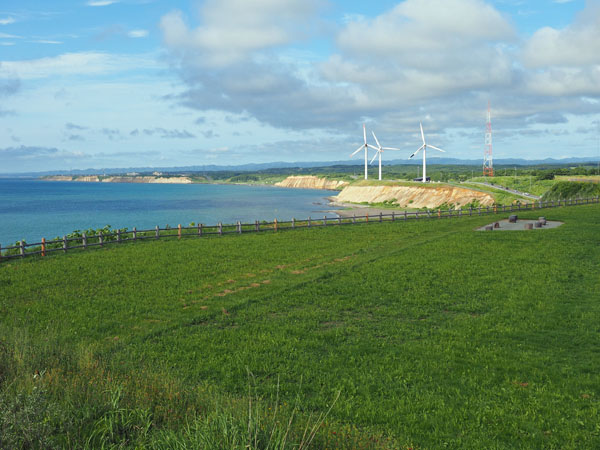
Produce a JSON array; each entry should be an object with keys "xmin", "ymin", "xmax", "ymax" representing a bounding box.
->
[{"xmin": 1, "ymin": 196, "xmax": 598, "ymax": 262}]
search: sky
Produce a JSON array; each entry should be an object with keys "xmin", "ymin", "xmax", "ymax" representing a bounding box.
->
[{"xmin": 1, "ymin": 0, "xmax": 599, "ymax": 173}]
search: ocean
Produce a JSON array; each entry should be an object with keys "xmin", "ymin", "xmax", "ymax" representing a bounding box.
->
[{"xmin": 0, "ymin": 179, "xmax": 340, "ymax": 246}]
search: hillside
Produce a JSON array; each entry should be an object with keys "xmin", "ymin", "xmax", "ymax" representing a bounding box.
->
[
  {"xmin": 335, "ymin": 182, "xmax": 495, "ymax": 208},
  {"xmin": 1, "ymin": 203, "xmax": 599, "ymax": 448},
  {"xmin": 275, "ymin": 175, "xmax": 349, "ymax": 190}
]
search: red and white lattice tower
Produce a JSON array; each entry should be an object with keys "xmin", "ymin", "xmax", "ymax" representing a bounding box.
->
[{"xmin": 483, "ymin": 102, "xmax": 494, "ymax": 176}]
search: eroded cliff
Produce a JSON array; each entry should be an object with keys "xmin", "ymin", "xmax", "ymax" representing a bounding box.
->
[
  {"xmin": 275, "ymin": 176, "xmax": 349, "ymax": 190},
  {"xmin": 335, "ymin": 184, "xmax": 495, "ymax": 208}
]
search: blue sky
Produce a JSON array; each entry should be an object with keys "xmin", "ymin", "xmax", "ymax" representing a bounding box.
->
[{"xmin": 0, "ymin": 0, "xmax": 599, "ymax": 173}]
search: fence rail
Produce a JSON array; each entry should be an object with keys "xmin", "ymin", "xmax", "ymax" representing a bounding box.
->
[{"xmin": 1, "ymin": 196, "xmax": 598, "ymax": 262}]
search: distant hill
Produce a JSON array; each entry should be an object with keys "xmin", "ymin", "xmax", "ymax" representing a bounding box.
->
[{"xmin": 1, "ymin": 157, "xmax": 598, "ymax": 177}]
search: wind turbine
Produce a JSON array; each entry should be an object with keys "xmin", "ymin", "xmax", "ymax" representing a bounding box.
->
[
  {"xmin": 369, "ymin": 131, "xmax": 401, "ymax": 180},
  {"xmin": 350, "ymin": 124, "xmax": 377, "ymax": 180},
  {"xmin": 409, "ymin": 122, "xmax": 445, "ymax": 183}
]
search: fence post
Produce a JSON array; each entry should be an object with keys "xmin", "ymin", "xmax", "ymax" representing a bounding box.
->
[
  {"xmin": 132, "ymin": 228, "xmax": 137, "ymax": 241},
  {"xmin": 469, "ymin": 207, "xmax": 472, "ymax": 216},
  {"xmin": 494, "ymin": 204, "xmax": 497, "ymax": 214},
  {"xmin": 415, "ymin": 211, "xmax": 419, "ymax": 219},
  {"xmin": 117, "ymin": 229, "xmax": 121, "ymax": 243},
  {"xmin": 404, "ymin": 211, "xmax": 408, "ymax": 220},
  {"xmin": 237, "ymin": 221, "xmax": 241, "ymax": 234},
  {"xmin": 292, "ymin": 218, "xmax": 295, "ymax": 229},
  {"xmin": 392, "ymin": 212, "xmax": 395, "ymax": 221},
  {"xmin": 41, "ymin": 238, "xmax": 46, "ymax": 257},
  {"xmin": 83, "ymin": 233, "xmax": 87, "ymax": 249},
  {"xmin": 518, "ymin": 204, "xmax": 521, "ymax": 211},
  {"xmin": 308, "ymin": 216, "xmax": 311, "ymax": 227},
  {"xmin": 379, "ymin": 212, "xmax": 383, "ymax": 222},
  {"xmin": 459, "ymin": 209, "xmax": 462, "ymax": 218},
  {"xmin": 99, "ymin": 231, "xmax": 104, "ymax": 247},
  {"xmin": 218, "ymin": 222, "xmax": 222, "ymax": 235},
  {"xmin": 478, "ymin": 207, "xmax": 481, "ymax": 216},
  {"xmin": 324, "ymin": 216, "xmax": 327, "ymax": 226},
  {"xmin": 255, "ymin": 220, "xmax": 259, "ymax": 232},
  {"xmin": 274, "ymin": 218, "xmax": 278, "ymax": 231},
  {"xmin": 63, "ymin": 236, "xmax": 67, "ymax": 253},
  {"xmin": 448, "ymin": 209, "xmax": 452, "ymax": 219},
  {"xmin": 20, "ymin": 241, "xmax": 25, "ymax": 257},
  {"xmin": 427, "ymin": 210, "xmax": 431, "ymax": 218},
  {"xmin": 438, "ymin": 209, "xmax": 441, "ymax": 218},
  {"xmin": 155, "ymin": 226, "xmax": 159, "ymax": 239},
  {"xmin": 338, "ymin": 216, "xmax": 341, "ymax": 225},
  {"xmin": 199, "ymin": 224, "xmax": 203, "ymax": 236},
  {"xmin": 352, "ymin": 214, "xmax": 356, "ymax": 224},
  {"xmin": 178, "ymin": 224, "xmax": 182, "ymax": 239},
  {"xmin": 0, "ymin": 244, "xmax": 2, "ymax": 261},
  {"xmin": 366, "ymin": 213, "xmax": 369, "ymax": 223}
]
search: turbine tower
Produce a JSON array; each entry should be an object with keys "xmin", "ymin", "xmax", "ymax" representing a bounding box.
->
[
  {"xmin": 409, "ymin": 122, "xmax": 445, "ymax": 183},
  {"xmin": 369, "ymin": 131, "xmax": 401, "ymax": 180},
  {"xmin": 350, "ymin": 124, "xmax": 377, "ymax": 180},
  {"xmin": 483, "ymin": 102, "xmax": 494, "ymax": 176}
]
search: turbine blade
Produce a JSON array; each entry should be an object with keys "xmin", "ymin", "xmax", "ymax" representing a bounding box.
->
[
  {"xmin": 371, "ymin": 131, "xmax": 381, "ymax": 149},
  {"xmin": 370, "ymin": 151, "xmax": 380, "ymax": 165},
  {"xmin": 428, "ymin": 145, "xmax": 445, "ymax": 152},
  {"xmin": 420, "ymin": 122, "xmax": 425, "ymax": 145},
  {"xmin": 363, "ymin": 123, "xmax": 367, "ymax": 144},
  {"xmin": 409, "ymin": 145, "xmax": 424, "ymax": 159},
  {"xmin": 382, "ymin": 147, "xmax": 400, "ymax": 151},
  {"xmin": 366, "ymin": 144, "xmax": 379, "ymax": 150},
  {"xmin": 350, "ymin": 146, "xmax": 363, "ymax": 157}
]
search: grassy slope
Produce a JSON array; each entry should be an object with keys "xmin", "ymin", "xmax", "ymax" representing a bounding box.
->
[
  {"xmin": 1, "ymin": 204, "xmax": 600, "ymax": 448},
  {"xmin": 471, "ymin": 176, "xmax": 555, "ymax": 197}
]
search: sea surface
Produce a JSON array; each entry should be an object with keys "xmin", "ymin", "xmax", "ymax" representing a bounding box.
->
[{"xmin": 0, "ymin": 178, "xmax": 340, "ymax": 246}]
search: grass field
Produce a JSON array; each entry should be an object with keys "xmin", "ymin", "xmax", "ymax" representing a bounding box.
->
[{"xmin": 1, "ymin": 204, "xmax": 599, "ymax": 448}]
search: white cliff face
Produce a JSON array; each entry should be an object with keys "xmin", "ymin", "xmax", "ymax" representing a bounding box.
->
[
  {"xmin": 101, "ymin": 176, "xmax": 193, "ymax": 184},
  {"xmin": 335, "ymin": 185, "xmax": 495, "ymax": 208},
  {"xmin": 275, "ymin": 176, "xmax": 349, "ymax": 190},
  {"xmin": 43, "ymin": 175, "xmax": 193, "ymax": 184}
]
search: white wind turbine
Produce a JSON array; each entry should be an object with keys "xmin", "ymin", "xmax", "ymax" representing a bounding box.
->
[
  {"xmin": 369, "ymin": 131, "xmax": 401, "ymax": 180},
  {"xmin": 409, "ymin": 122, "xmax": 445, "ymax": 183},
  {"xmin": 350, "ymin": 124, "xmax": 377, "ymax": 180}
]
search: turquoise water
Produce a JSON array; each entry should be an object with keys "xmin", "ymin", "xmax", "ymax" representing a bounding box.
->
[{"xmin": 0, "ymin": 179, "xmax": 340, "ymax": 245}]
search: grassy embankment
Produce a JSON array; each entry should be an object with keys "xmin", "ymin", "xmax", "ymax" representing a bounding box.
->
[
  {"xmin": 1, "ymin": 204, "xmax": 599, "ymax": 448},
  {"xmin": 470, "ymin": 176, "xmax": 556, "ymax": 197}
]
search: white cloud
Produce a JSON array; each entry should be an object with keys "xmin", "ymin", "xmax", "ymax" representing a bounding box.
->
[
  {"xmin": 86, "ymin": 0, "xmax": 119, "ymax": 6},
  {"xmin": 0, "ymin": 17, "xmax": 15, "ymax": 25},
  {"xmin": 321, "ymin": 0, "xmax": 516, "ymax": 104},
  {"xmin": 0, "ymin": 52, "xmax": 160, "ymax": 80},
  {"xmin": 522, "ymin": 3, "xmax": 600, "ymax": 68},
  {"xmin": 160, "ymin": 0, "xmax": 322, "ymax": 67},
  {"xmin": 31, "ymin": 40, "xmax": 63, "ymax": 45},
  {"xmin": 521, "ymin": 2, "xmax": 600, "ymax": 97},
  {"xmin": 0, "ymin": 32, "xmax": 20, "ymax": 39},
  {"xmin": 128, "ymin": 29, "xmax": 148, "ymax": 38}
]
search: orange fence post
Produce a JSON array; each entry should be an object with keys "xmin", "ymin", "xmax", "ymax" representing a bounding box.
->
[
  {"xmin": 494, "ymin": 204, "xmax": 497, "ymax": 214},
  {"xmin": 366, "ymin": 213, "xmax": 369, "ymax": 223},
  {"xmin": 178, "ymin": 224, "xmax": 181, "ymax": 239},
  {"xmin": 274, "ymin": 218, "xmax": 278, "ymax": 231},
  {"xmin": 41, "ymin": 238, "xmax": 46, "ymax": 257}
]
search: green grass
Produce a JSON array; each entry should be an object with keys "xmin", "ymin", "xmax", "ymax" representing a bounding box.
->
[
  {"xmin": 541, "ymin": 181, "xmax": 600, "ymax": 201},
  {"xmin": 471, "ymin": 176, "xmax": 556, "ymax": 197},
  {"xmin": 1, "ymin": 204, "xmax": 600, "ymax": 448}
]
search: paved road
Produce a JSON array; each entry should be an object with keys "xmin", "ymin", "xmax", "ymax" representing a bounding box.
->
[{"xmin": 465, "ymin": 181, "xmax": 541, "ymax": 200}]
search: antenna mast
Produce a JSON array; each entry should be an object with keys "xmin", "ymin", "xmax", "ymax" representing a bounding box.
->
[{"xmin": 483, "ymin": 101, "xmax": 494, "ymax": 176}]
